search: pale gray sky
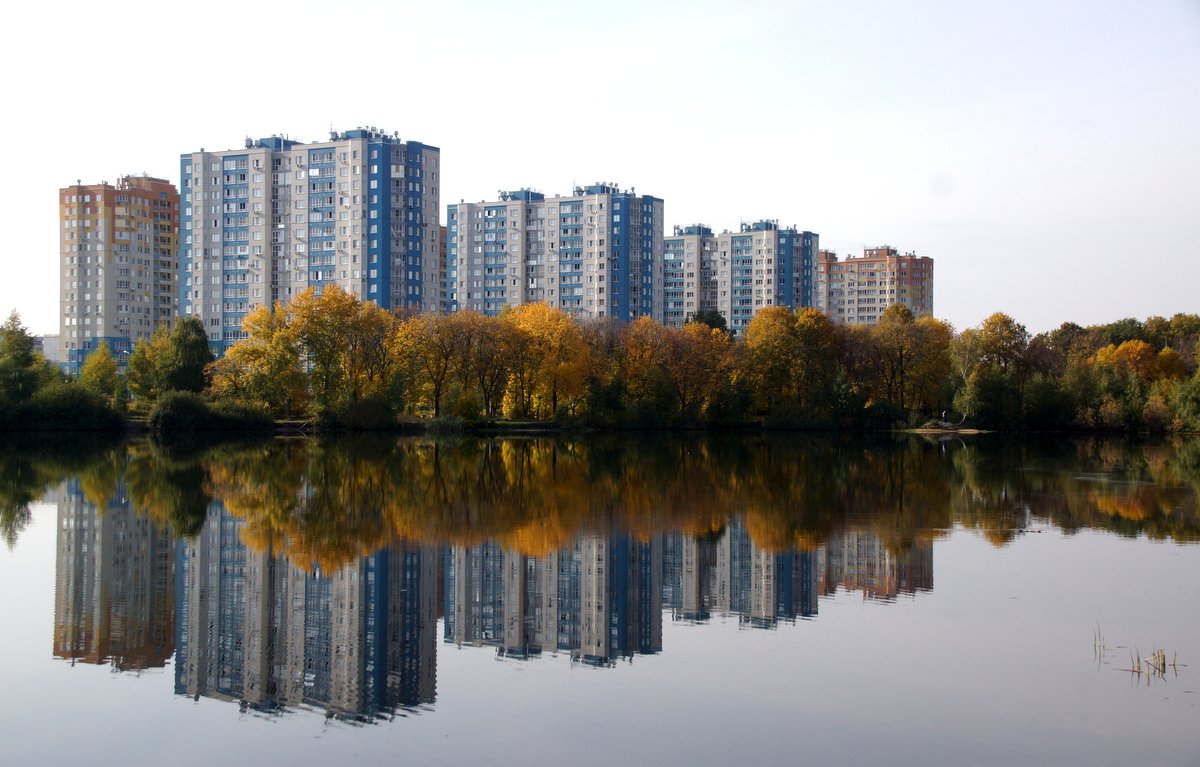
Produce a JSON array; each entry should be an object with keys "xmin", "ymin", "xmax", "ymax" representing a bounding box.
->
[{"xmin": 3, "ymin": 0, "xmax": 1197, "ymax": 335}]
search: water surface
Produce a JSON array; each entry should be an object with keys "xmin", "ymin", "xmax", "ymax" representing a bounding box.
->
[{"xmin": 1, "ymin": 434, "xmax": 1197, "ymax": 766}]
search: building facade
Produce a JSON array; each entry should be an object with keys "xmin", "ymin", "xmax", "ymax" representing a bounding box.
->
[
  {"xmin": 447, "ymin": 183, "xmax": 663, "ymax": 323},
  {"xmin": 661, "ymin": 221, "xmax": 818, "ymax": 335},
  {"xmin": 59, "ymin": 176, "xmax": 179, "ymax": 374},
  {"xmin": 814, "ymin": 246, "xmax": 934, "ymax": 325},
  {"xmin": 662, "ymin": 225, "xmax": 714, "ymax": 328},
  {"xmin": 180, "ymin": 128, "xmax": 440, "ymax": 354}
]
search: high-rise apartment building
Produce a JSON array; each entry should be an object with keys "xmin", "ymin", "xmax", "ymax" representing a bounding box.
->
[
  {"xmin": 181, "ymin": 128, "xmax": 440, "ymax": 354},
  {"xmin": 814, "ymin": 246, "xmax": 934, "ymax": 325},
  {"xmin": 59, "ymin": 176, "xmax": 179, "ymax": 374},
  {"xmin": 662, "ymin": 221, "xmax": 818, "ymax": 335},
  {"xmin": 662, "ymin": 225, "xmax": 714, "ymax": 328},
  {"xmin": 447, "ymin": 183, "xmax": 663, "ymax": 323}
]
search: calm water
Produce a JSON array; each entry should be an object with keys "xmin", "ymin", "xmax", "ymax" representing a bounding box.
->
[{"xmin": 1, "ymin": 434, "xmax": 1197, "ymax": 766}]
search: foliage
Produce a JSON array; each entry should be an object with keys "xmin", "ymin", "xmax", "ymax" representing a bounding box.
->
[
  {"xmin": 137, "ymin": 298, "xmax": 1200, "ymax": 434},
  {"xmin": 291, "ymin": 286, "xmax": 398, "ymax": 414},
  {"xmin": 78, "ymin": 341, "xmax": 120, "ymax": 408},
  {"xmin": 149, "ymin": 391, "xmax": 273, "ymax": 435},
  {"xmin": 207, "ymin": 303, "xmax": 307, "ymax": 416},
  {"xmin": 127, "ymin": 318, "xmax": 214, "ymax": 402}
]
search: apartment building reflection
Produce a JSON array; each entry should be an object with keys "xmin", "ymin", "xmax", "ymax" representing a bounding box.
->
[
  {"xmin": 661, "ymin": 519, "xmax": 932, "ymax": 625},
  {"xmin": 819, "ymin": 531, "xmax": 933, "ymax": 601},
  {"xmin": 445, "ymin": 532, "xmax": 662, "ymax": 666},
  {"xmin": 662, "ymin": 518, "xmax": 819, "ymax": 627},
  {"xmin": 52, "ymin": 481, "xmax": 175, "ymax": 670},
  {"xmin": 175, "ymin": 505, "xmax": 440, "ymax": 718}
]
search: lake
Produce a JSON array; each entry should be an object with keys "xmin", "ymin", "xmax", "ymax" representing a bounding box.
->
[{"xmin": 1, "ymin": 433, "xmax": 1197, "ymax": 766}]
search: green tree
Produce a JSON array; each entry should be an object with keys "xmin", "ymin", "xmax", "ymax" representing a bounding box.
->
[
  {"xmin": 126, "ymin": 326, "xmax": 169, "ymax": 402},
  {"xmin": 0, "ymin": 310, "xmax": 54, "ymax": 405},
  {"xmin": 688, "ymin": 309, "xmax": 729, "ymax": 335},
  {"xmin": 162, "ymin": 316, "xmax": 214, "ymax": 393}
]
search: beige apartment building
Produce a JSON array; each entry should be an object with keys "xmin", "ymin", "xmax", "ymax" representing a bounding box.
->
[
  {"xmin": 814, "ymin": 245, "xmax": 934, "ymax": 325},
  {"xmin": 59, "ymin": 175, "xmax": 179, "ymax": 374}
]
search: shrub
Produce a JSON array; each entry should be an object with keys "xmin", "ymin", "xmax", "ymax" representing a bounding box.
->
[
  {"xmin": 17, "ymin": 382, "xmax": 123, "ymax": 431},
  {"xmin": 337, "ymin": 397, "xmax": 396, "ymax": 430},
  {"xmin": 149, "ymin": 392, "xmax": 211, "ymax": 434},
  {"xmin": 150, "ymin": 392, "xmax": 274, "ymax": 435}
]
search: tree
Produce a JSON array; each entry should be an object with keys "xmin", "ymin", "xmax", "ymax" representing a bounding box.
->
[
  {"xmin": 620, "ymin": 316, "xmax": 671, "ymax": 408},
  {"xmin": 290, "ymin": 286, "xmax": 360, "ymax": 412},
  {"xmin": 208, "ymin": 303, "xmax": 307, "ymax": 415},
  {"xmin": 951, "ymin": 313, "xmax": 1030, "ymax": 426},
  {"xmin": 687, "ymin": 309, "xmax": 728, "ymax": 335},
  {"xmin": 78, "ymin": 341, "xmax": 119, "ymax": 406},
  {"xmin": 395, "ymin": 312, "xmax": 458, "ymax": 417},
  {"xmin": 0, "ymin": 310, "xmax": 51, "ymax": 404},
  {"xmin": 663, "ymin": 322, "xmax": 732, "ymax": 420},
  {"xmin": 162, "ymin": 316, "xmax": 214, "ymax": 393},
  {"xmin": 743, "ymin": 307, "xmax": 800, "ymax": 411},
  {"xmin": 0, "ymin": 310, "xmax": 36, "ymax": 368},
  {"xmin": 790, "ymin": 308, "xmax": 839, "ymax": 419},
  {"xmin": 126, "ymin": 326, "xmax": 169, "ymax": 403},
  {"xmin": 503, "ymin": 303, "xmax": 590, "ymax": 418}
]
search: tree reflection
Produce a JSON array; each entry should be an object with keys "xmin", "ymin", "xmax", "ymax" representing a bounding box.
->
[{"xmin": 16, "ymin": 434, "xmax": 1200, "ymax": 561}]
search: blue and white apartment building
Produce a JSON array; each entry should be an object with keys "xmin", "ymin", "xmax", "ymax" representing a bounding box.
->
[
  {"xmin": 447, "ymin": 183, "xmax": 663, "ymax": 323},
  {"xmin": 180, "ymin": 128, "xmax": 440, "ymax": 353},
  {"xmin": 664, "ymin": 220, "xmax": 819, "ymax": 335}
]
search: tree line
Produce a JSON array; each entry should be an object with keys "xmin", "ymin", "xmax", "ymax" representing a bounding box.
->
[{"xmin": 3, "ymin": 291, "xmax": 1199, "ymax": 432}]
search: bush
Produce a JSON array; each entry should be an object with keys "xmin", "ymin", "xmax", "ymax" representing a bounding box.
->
[
  {"xmin": 150, "ymin": 392, "xmax": 274, "ymax": 435},
  {"xmin": 446, "ymin": 389, "xmax": 482, "ymax": 421},
  {"xmin": 149, "ymin": 392, "xmax": 211, "ymax": 434},
  {"xmin": 210, "ymin": 400, "xmax": 275, "ymax": 432},
  {"xmin": 10, "ymin": 382, "xmax": 123, "ymax": 431},
  {"xmin": 336, "ymin": 397, "xmax": 396, "ymax": 430}
]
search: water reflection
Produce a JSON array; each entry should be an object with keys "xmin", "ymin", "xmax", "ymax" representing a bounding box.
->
[
  {"xmin": 29, "ymin": 434, "xmax": 1200, "ymax": 720},
  {"xmin": 175, "ymin": 506, "xmax": 438, "ymax": 720},
  {"xmin": 53, "ymin": 479, "xmax": 175, "ymax": 670}
]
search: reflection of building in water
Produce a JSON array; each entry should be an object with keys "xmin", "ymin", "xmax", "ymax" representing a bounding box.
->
[
  {"xmin": 52, "ymin": 481, "xmax": 175, "ymax": 670},
  {"xmin": 819, "ymin": 531, "xmax": 933, "ymax": 601},
  {"xmin": 662, "ymin": 519, "xmax": 818, "ymax": 627},
  {"xmin": 175, "ymin": 505, "xmax": 439, "ymax": 717},
  {"xmin": 445, "ymin": 532, "xmax": 662, "ymax": 665}
]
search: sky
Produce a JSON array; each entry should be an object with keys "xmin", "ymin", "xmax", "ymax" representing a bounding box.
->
[{"xmin": 2, "ymin": 0, "xmax": 1197, "ymax": 336}]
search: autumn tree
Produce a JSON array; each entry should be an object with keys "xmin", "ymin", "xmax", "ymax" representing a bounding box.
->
[
  {"xmin": 790, "ymin": 308, "xmax": 839, "ymax": 419},
  {"xmin": 662, "ymin": 322, "xmax": 732, "ymax": 420},
  {"xmin": 288, "ymin": 286, "xmax": 397, "ymax": 414},
  {"xmin": 126, "ymin": 326, "xmax": 168, "ymax": 403},
  {"xmin": 395, "ymin": 312, "xmax": 459, "ymax": 417},
  {"xmin": 503, "ymin": 303, "xmax": 590, "ymax": 418},
  {"xmin": 868, "ymin": 306, "xmax": 953, "ymax": 418},
  {"xmin": 743, "ymin": 307, "xmax": 800, "ymax": 412},
  {"xmin": 207, "ymin": 303, "xmax": 307, "ymax": 415},
  {"xmin": 619, "ymin": 316, "xmax": 671, "ymax": 409},
  {"xmin": 78, "ymin": 341, "xmax": 119, "ymax": 406},
  {"xmin": 952, "ymin": 312, "xmax": 1030, "ymax": 427}
]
